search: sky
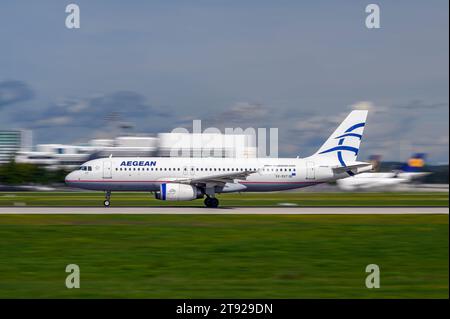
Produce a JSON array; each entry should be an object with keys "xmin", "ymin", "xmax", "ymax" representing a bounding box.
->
[{"xmin": 0, "ymin": 0, "xmax": 448, "ymax": 163}]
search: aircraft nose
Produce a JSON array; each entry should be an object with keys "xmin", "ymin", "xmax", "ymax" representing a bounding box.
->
[{"xmin": 65, "ymin": 172, "xmax": 76, "ymax": 186}]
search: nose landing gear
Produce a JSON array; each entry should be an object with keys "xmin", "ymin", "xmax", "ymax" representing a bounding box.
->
[
  {"xmin": 104, "ymin": 191, "xmax": 111, "ymax": 207},
  {"xmin": 204, "ymin": 196, "xmax": 219, "ymax": 208}
]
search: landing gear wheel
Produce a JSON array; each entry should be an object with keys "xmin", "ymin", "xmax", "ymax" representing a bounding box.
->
[
  {"xmin": 104, "ymin": 191, "xmax": 111, "ymax": 207},
  {"xmin": 204, "ymin": 197, "xmax": 219, "ymax": 208}
]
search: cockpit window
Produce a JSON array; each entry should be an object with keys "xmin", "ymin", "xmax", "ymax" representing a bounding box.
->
[{"xmin": 88, "ymin": 166, "xmax": 92, "ymax": 171}]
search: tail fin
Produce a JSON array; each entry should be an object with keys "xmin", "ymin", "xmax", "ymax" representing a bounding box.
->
[
  {"xmin": 401, "ymin": 153, "xmax": 426, "ymax": 172},
  {"xmin": 312, "ymin": 110, "xmax": 368, "ymax": 165}
]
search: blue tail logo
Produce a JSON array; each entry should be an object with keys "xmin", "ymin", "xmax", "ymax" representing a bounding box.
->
[{"xmin": 319, "ymin": 122, "xmax": 365, "ymax": 176}]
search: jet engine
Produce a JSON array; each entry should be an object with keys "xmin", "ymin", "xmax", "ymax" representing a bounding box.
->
[{"xmin": 154, "ymin": 183, "xmax": 203, "ymax": 201}]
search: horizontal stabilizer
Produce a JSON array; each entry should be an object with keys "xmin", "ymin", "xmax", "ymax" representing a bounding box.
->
[{"xmin": 332, "ymin": 162, "xmax": 372, "ymax": 173}]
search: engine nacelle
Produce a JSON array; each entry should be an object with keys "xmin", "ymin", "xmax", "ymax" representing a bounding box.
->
[{"xmin": 154, "ymin": 183, "xmax": 203, "ymax": 201}]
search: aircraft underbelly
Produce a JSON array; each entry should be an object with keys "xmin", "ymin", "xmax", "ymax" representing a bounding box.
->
[
  {"xmin": 74, "ymin": 182, "xmax": 160, "ymax": 191},
  {"xmin": 74, "ymin": 180, "xmax": 319, "ymax": 193},
  {"xmin": 241, "ymin": 182, "xmax": 319, "ymax": 192}
]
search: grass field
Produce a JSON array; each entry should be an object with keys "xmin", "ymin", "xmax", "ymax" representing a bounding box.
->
[
  {"xmin": 0, "ymin": 213, "xmax": 448, "ymax": 298},
  {"xmin": 0, "ymin": 191, "xmax": 448, "ymax": 207}
]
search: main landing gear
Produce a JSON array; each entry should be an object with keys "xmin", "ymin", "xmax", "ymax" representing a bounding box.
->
[
  {"xmin": 104, "ymin": 191, "xmax": 111, "ymax": 207},
  {"xmin": 204, "ymin": 196, "xmax": 219, "ymax": 208}
]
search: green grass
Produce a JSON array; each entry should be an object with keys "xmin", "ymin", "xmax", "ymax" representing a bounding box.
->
[
  {"xmin": 0, "ymin": 191, "xmax": 448, "ymax": 206},
  {"xmin": 0, "ymin": 214, "xmax": 447, "ymax": 298}
]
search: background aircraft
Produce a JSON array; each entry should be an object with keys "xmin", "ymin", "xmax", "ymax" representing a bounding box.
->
[{"xmin": 336, "ymin": 153, "xmax": 430, "ymax": 191}]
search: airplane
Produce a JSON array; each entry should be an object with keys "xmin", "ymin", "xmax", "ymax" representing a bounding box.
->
[
  {"xmin": 336, "ymin": 153, "xmax": 430, "ymax": 191},
  {"xmin": 65, "ymin": 110, "xmax": 372, "ymax": 208}
]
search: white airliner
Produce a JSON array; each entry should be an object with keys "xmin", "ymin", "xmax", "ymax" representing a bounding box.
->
[
  {"xmin": 65, "ymin": 110, "xmax": 372, "ymax": 207},
  {"xmin": 336, "ymin": 153, "xmax": 430, "ymax": 191}
]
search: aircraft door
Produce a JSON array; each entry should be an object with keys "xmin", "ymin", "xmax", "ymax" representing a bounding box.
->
[
  {"xmin": 103, "ymin": 160, "xmax": 112, "ymax": 179},
  {"xmin": 306, "ymin": 161, "xmax": 315, "ymax": 179}
]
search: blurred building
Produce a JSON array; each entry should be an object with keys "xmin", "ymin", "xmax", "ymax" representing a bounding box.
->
[
  {"xmin": 13, "ymin": 131, "xmax": 257, "ymax": 170},
  {"xmin": 87, "ymin": 136, "xmax": 158, "ymax": 160},
  {"xmin": 0, "ymin": 130, "xmax": 32, "ymax": 164},
  {"xmin": 15, "ymin": 143, "xmax": 96, "ymax": 169},
  {"xmin": 157, "ymin": 133, "xmax": 257, "ymax": 158}
]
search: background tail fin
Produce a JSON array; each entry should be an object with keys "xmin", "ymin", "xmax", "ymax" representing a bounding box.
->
[
  {"xmin": 368, "ymin": 154, "xmax": 382, "ymax": 172},
  {"xmin": 313, "ymin": 110, "xmax": 368, "ymax": 165},
  {"xmin": 402, "ymin": 153, "xmax": 426, "ymax": 172}
]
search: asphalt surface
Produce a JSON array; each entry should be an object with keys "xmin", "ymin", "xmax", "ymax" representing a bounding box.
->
[{"xmin": 0, "ymin": 207, "xmax": 448, "ymax": 214}]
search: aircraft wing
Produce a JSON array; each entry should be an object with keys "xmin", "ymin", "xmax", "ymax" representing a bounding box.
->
[{"xmin": 173, "ymin": 170, "xmax": 256, "ymax": 186}]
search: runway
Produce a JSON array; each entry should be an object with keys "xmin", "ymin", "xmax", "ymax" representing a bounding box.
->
[{"xmin": 0, "ymin": 206, "xmax": 448, "ymax": 214}]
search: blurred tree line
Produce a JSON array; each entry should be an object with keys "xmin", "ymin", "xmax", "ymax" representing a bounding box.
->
[{"xmin": 0, "ymin": 161, "xmax": 68, "ymax": 185}]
